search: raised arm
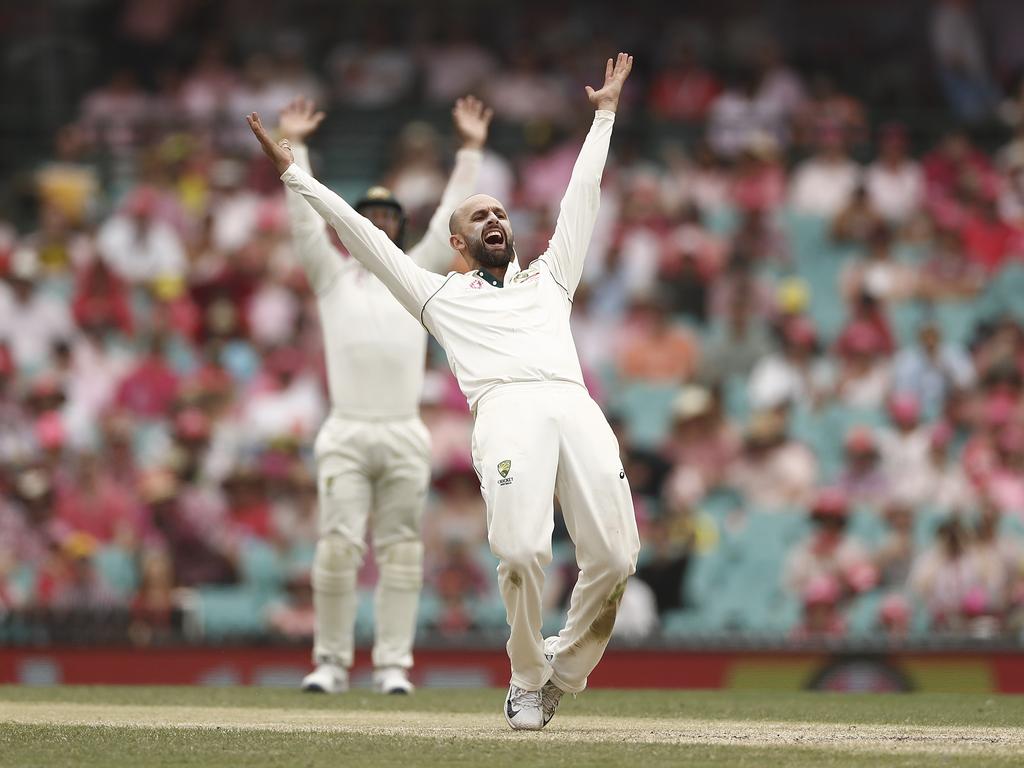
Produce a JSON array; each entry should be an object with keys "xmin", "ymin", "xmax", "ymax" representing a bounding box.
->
[
  {"xmin": 541, "ymin": 53, "xmax": 632, "ymax": 299},
  {"xmin": 409, "ymin": 95, "xmax": 492, "ymax": 273},
  {"xmin": 247, "ymin": 112, "xmax": 444, "ymax": 319},
  {"xmin": 277, "ymin": 97, "xmax": 346, "ymax": 294}
]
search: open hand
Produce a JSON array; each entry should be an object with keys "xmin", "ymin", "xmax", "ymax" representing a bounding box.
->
[
  {"xmin": 279, "ymin": 96, "xmax": 325, "ymax": 142},
  {"xmin": 452, "ymin": 95, "xmax": 493, "ymax": 150},
  {"xmin": 585, "ymin": 52, "xmax": 633, "ymax": 113},
  {"xmin": 246, "ymin": 112, "xmax": 294, "ymax": 175}
]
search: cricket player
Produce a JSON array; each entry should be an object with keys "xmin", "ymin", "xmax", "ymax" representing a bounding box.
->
[
  {"xmin": 277, "ymin": 95, "xmax": 493, "ymax": 695},
  {"xmin": 249, "ymin": 52, "xmax": 638, "ymax": 730}
]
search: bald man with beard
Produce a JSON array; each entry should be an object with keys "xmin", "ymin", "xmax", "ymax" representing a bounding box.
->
[{"xmin": 247, "ymin": 53, "xmax": 638, "ymax": 731}]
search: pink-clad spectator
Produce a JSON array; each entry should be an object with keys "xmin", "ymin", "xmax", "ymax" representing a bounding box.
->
[
  {"xmin": 266, "ymin": 570, "xmax": 315, "ymax": 641},
  {"xmin": 729, "ymin": 138, "xmax": 786, "ymax": 213},
  {"xmin": 784, "ymin": 488, "xmax": 877, "ymax": 597},
  {"xmin": 923, "ymin": 131, "xmax": 998, "ymax": 224},
  {"xmin": 985, "ymin": 424, "xmax": 1024, "ymax": 516},
  {"xmin": 877, "ymin": 593, "xmax": 912, "ymax": 640},
  {"xmin": 910, "ymin": 517, "xmax": 997, "ymax": 633},
  {"xmin": 429, "ymin": 539, "xmax": 489, "ymax": 637},
  {"xmin": 960, "ymin": 196, "xmax": 1016, "ymax": 273},
  {"xmin": 917, "ymin": 228, "xmax": 986, "ymax": 301},
  {"xmin": 141, "ymin": 469, "xmax": 237, "ymax": 587},
  {"xmin": 34, "ymin": 534, "xmax": 122, "ymax": 610},
  {"xmin": 790, "ymin": 575, "xmax": 847, "ymax": 640},
  {"xmin": 114, "ymin": 335, "xmax": 180, "ymax": 418},
  {"xmin": 649, "ymin": 46, "xmax": 721, "ymax": 122},
  {"xmin": 971, "ymin": 500, "xmax": 1023, "ymax": 616},
  {"xmin": 727, "ymin": 410, "xmax": 818, "ymax": 510},
  {"xmin": 836, "ymin": 426, "xmax": 891, "ymax": 510},
  {"xmin": 54, "ymin": 453, "xmax": 142, "ymax": 547},
  {"xmin": 878, "ymin": 394, "xmax": 931, "ymax": 485},
  {"xmin": 242, "ymin": 346, "xmax": 326, "ymax": 442},
  {"xmin": 962, "ymin": 394, "xmax": 1018, "ymax": 489},
  {"xmin": 834, "ymin": 321, "xmax": 892, "ymax": 409},
  {"xmin": 72, "ymin": 258, "xmax": 133, "ymax": 336},
  {"xmin": 865, "ymin": 124, "xmax": 924, "ymax": 224},
  {"xmin": 663, "ymin": 385, "xmax": 741, "ymax": 492},
  {"xmin": 222, "ymin": 465, "xmax": 274, "ymax": 543}
]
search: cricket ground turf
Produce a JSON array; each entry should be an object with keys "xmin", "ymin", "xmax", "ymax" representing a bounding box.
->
[{"xmin": 2, "ymin": 685, "xmax": 1023, "ymax": 767}]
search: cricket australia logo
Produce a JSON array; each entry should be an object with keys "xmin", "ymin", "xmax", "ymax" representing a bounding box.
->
[{"xmin": 497, "ymin": 459, "xmax": 513, "ymax": 486}]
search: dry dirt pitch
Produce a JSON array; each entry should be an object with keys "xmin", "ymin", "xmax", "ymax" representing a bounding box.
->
[{"xmin": 2, "ymin": 686, "xmax": 1023, "ymax": 767}]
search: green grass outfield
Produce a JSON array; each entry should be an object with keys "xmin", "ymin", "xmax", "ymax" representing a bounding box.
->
[{"xmin": 2, "ymin": 685, "xmax": 1024, "ymax": 767}]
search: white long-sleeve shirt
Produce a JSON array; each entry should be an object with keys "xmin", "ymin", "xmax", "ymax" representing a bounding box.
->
[
  {"xmin": 282, "ymin": 110, "xmax": 615, "ymax": 412},
  {"xmin": 285, "ymin": 143, "xmax": 481, "ymax": 419}
]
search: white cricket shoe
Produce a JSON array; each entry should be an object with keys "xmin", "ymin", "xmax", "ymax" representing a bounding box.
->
[
  {"xmin": 504, "ymin": 684, "xmax": 544, "ymax": 730},
  {"xmin": 540, "ymin": 681, "xmax": 565, "ymax": 728},
  {"xmin": 543, "ymin": 636, "xmax": 559, "ymax": 663},
  {"xmin": 374, "ymin": 666, "xmax": 414, "ymax": 695},
  {"xmin": 301, "ymin": 663, "xmax": 348, "ymax": 693}
]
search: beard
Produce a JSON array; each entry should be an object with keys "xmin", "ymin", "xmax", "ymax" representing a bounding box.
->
[{"xmin": 468, "ymin": 233, "xmax": 515, "ymax": 269}]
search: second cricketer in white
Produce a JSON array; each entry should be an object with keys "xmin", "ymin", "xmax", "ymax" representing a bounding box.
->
[
  {"xmin": 249, "ymin": 52, "xmax": 639, "ymax": 730},
  {"xmin": 277, "ymin": 97, "xmax": 490, "ymax": 695}
]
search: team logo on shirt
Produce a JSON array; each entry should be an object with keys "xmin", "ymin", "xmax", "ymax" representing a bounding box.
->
[
  {"xmin": 497, "ymin": 459, "xmax": 513, "ymax": 485},
  {"xmin": 469, "ymin": 278, "xmax": 484, "ymax": 289}
]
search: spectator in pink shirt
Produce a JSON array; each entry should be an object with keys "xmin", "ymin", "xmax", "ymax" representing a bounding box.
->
[
  {"xmin": 649, "ymin": 45, "xmax": 720, "ymax": 123},
  {"xmin": 54, "ymin": 452, "xmax": 141, "ymax": 547},
  {"xmin": 114, "ymin": 334, "xmax": 180, "ymax": 418},
  {"xmin": 784, "ymin": 488, "xmax": 877, "ymax": 599},
  {"xmin": 836, "ymin": 426, "xmax": 892, "ymax": 510}
]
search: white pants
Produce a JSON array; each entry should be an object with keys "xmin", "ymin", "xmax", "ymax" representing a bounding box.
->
[
  {"xmin": 471, "ymin": 382, "xmax": 640, "ymax": 694},
  {"xmin": 311, "ymin": 415, "xmax": 431, "ymax": 670}
]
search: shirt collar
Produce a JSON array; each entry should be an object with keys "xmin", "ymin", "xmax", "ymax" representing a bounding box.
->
[{"xmin": 474, "ymin": 268, "xmax": 504, "ymax": 288}]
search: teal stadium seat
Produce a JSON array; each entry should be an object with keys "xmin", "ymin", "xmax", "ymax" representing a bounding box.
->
[
  {"xmin": 197, "ymin": 586, "xmax": 269, "ymax": 638},
  {"xmin": 610, "ymin": 382, "xmax": 679, "ymax": 449},
  {"xmin": 94, "ymin": 546, "xmax": 139, "ymax": 600}
]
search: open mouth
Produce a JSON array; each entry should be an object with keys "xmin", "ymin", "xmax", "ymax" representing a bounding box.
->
[{"xmin": 483, "ymin": 226, "xmax": 506, "ymax": 247}]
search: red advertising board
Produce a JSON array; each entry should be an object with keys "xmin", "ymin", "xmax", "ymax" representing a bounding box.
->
[{"xmin": 2, "ymin": 647, "xmax": 1023, "ymax": 693}]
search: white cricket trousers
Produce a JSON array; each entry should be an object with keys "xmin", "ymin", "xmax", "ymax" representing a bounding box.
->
[
  {"xmin": 311, "ymin": 414, "xmax": 431, "ymax": 670},
  {"xmin": 471, "ymin": 381, "xmax": 640, "ymax": 694}
]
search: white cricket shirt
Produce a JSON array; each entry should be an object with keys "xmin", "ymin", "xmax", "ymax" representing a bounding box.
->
[
  {"xmin": 285, "ymin": 143, "xmax": 481, "ymax": 420},
  {"xmin": 281, "ymin": 111, "xmax": 615, "ymax": 412}
]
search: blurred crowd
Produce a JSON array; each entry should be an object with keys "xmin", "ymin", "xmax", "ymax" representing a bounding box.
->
[{"xmin": 4, "ymin": 0, "xmax": 1024, "ymax": 645}]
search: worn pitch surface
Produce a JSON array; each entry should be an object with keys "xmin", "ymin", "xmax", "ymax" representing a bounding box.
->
[{"xmin": 2, "ymin": 686, "xmax": 1023, "ymax": 767}]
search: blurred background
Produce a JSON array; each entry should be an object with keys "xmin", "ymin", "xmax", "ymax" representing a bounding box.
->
[{"xmin": 3, "ymin": 0, "xmax": 1024, "ymax": 692}]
